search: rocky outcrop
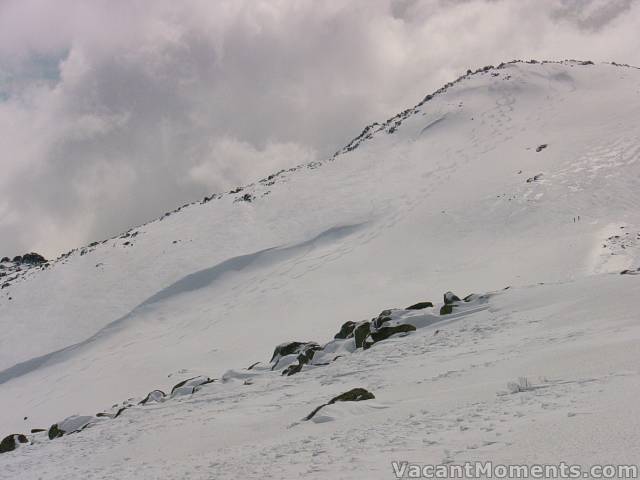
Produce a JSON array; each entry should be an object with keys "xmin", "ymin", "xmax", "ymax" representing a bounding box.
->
[
  {"xmin": 364, "ymin": 324, "xmax": 416, "ymax": 349},
  {"xmin": 6, "ymin": 289, "xmax": 489, "ymax": 450},
  {"xmin": 334, "ymin": 321, "xmax": 357, "ymax": 339},
  {"xmin": 270, "ymin": 342, "xmax": 321, "ymax": 370},
  {"xmin": 21, "ymin": 252, "xmax": 47, "ymax": 264}
]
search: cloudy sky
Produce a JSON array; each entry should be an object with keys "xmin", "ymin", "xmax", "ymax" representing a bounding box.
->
[{"xmin": 1, "ymin": 0, "xmax": 639, "ymax": 258}]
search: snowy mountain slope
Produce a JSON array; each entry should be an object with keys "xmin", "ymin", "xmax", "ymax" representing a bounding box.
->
[
  {"xmin": 4, "ymin": 274, "xmax": 640, "ymax": 478},
  {"xmin": 2, "ymin": 60, "xmax": 640, "ymax": 475}
]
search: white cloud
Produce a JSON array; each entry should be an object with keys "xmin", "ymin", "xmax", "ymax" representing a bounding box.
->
[{"xmin": 0, "ymin": 0, "xmax": 639, "ymax": 257}]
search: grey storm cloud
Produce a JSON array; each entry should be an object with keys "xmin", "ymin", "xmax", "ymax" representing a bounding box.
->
[{"xmin": 0, "ymin": 0, "xmax": 639, "ymax": 257}]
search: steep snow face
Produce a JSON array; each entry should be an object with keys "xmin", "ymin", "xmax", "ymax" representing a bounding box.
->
[{"xmin": 1, "ymin": 60, "xmax": 640, "ymax": 438}]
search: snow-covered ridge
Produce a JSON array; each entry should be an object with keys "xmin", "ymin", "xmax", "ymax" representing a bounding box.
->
[{"xmin": 2, "ymin": 59, "xmax": 633, "ymax": 272}]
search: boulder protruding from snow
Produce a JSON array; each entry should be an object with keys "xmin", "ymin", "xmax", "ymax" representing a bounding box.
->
[
  {"xmin": 304, "ymin": 388, "xmax": 375, "ymax": 421},
  {"xmin": 364, "ymin": 324, "xmax": 416, "ymax": 349},
  {"xmin": 0, "ymin": 434, "xmax": 28, "ymax": 454},
  {"xmin": 140, "ymin": 389, "xmax": 166, "ymax": 405},
  {"xmin": 443, "ymin": 291, "xmax": 461, "ymax": 305},
  {"xmin": 270, "ymin": 341, "xmax": 321, "ymax": 370},
  {"xmin": 440, "ymin": 304, "xmax": 454, "ymax": 315},
  {"xmin": 48, "ymin": 415, "xmax": 95, "ymax": 440},
  {"xmin": 406, "ymin": 301, "xmax": 433, "ymax": 310},
  {"xmin": 280, "ymin": 343, "xmax": 323, "ymax": 376},
  {"xmin": 353, "ymin": 321, "xmax": 372, "ymax": 349},
  {"xmin": 334, "ymin": 321, "xmax": 357, "ymax": 339},
  {"xmin": 170, "ymin": 376, "xmax": 214, "ymax": 397},
  {"xmin": 620, "ymin": 268, "xmax": 640, "ymax": 275}
]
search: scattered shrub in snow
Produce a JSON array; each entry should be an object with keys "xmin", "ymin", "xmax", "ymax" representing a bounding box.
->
[
  {"xmin": 507, "ymin": 377, "xmax": 534, "ymax": 394},
  {"xmin": 526, "ymin": 173, "xmax": 544, "ymax": 183}
]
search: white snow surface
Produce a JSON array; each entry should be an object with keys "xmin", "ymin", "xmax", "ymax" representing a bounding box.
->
[{"xmin": 2, "ymin": 60, "xmax": 640, "ymax": 478}]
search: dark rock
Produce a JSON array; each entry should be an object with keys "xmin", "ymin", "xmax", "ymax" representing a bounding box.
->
[
  {"xmin": 0, "ymin": 257, "xmax": 9, "ymax": 263},
  {"xmin": 463, "ymin": 294, "xmax": 477, "ymax": 302},
  {"xmin": 621, "ymin": 268, "xmax": 640, "ymax": 275},
  {"xmin": 48, "ymin": 415, "xmax": 96, "ymax": 440},
  {"xmin": 334, "ymin": 321, "xmax": 357, "ymax": 339},
  {"xmin": 270, "ymin": 341, "xmax": 320, "ymax": 370},
  {"xmin": 329, "ymin": 388, "xmax": 375, "ymax": 404},
  {"xmin": 0, "ymin": 434, "xmax": 28, "ymax": 453},
  {"xmin": 170, "ymin": 376, "xmax": 214, "ymax": 395},
  {"xmin": 282, "ymin": 363, "xmax": 304, "ymax": 376},
  {"xmin": 247, "ymin": 361, "xmax": 261, "ymax": 370},
  {"xmin": 535, "ymin": 144, "xmax": 548, "ymax": 152},
  {"xmin": 440, "ymin": 304, "xmax": 454, "ymax": 315},
  {"xmin": 443, "ymin": 291, "xmax": 461, "ymax": 304},
  {"xmin": 270, "ymin": 342, "xmax": 309, "ymax": 363},
  {"xmin": 364, "ymin": 324, "xmax": 416, "ymax": 349},
  {"xmin": 279, "ymin": 343, "xmax": 323, "ymax": 376},
  {"xmin": 304, "ymin": 388, "xmax": 375, "ymax": 420},
  {"xmin": 406, "ymin": 301, "xmax": 434, "ymax": 310},
  {"xmin": 526, "ymin": 173, "xmax": 544, "ymax": 183},
  {"xmin": 21, "ymin": 252, "xmax": 46, "ymax": 264},
  {"xmin": 12, "ymin": 256, "xmax": 22, "ymax": 263},
  {"xmin": 30, "ymin": 429, "xmax": 45, "ymax": 433},
  {"xmin": 114, "ymin": 407, "xmax": 127, "ymax": 418},
  {"xmin": 372, "ymin": 310, "xmax": 394, "ymax": 329},
  {"xmin": 48, "ymin": 424, "xmax": 63, "ymax": 440},
  {"xmin": 353, "ymin": 321, "xmax": 371, "ymax": 349}
]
